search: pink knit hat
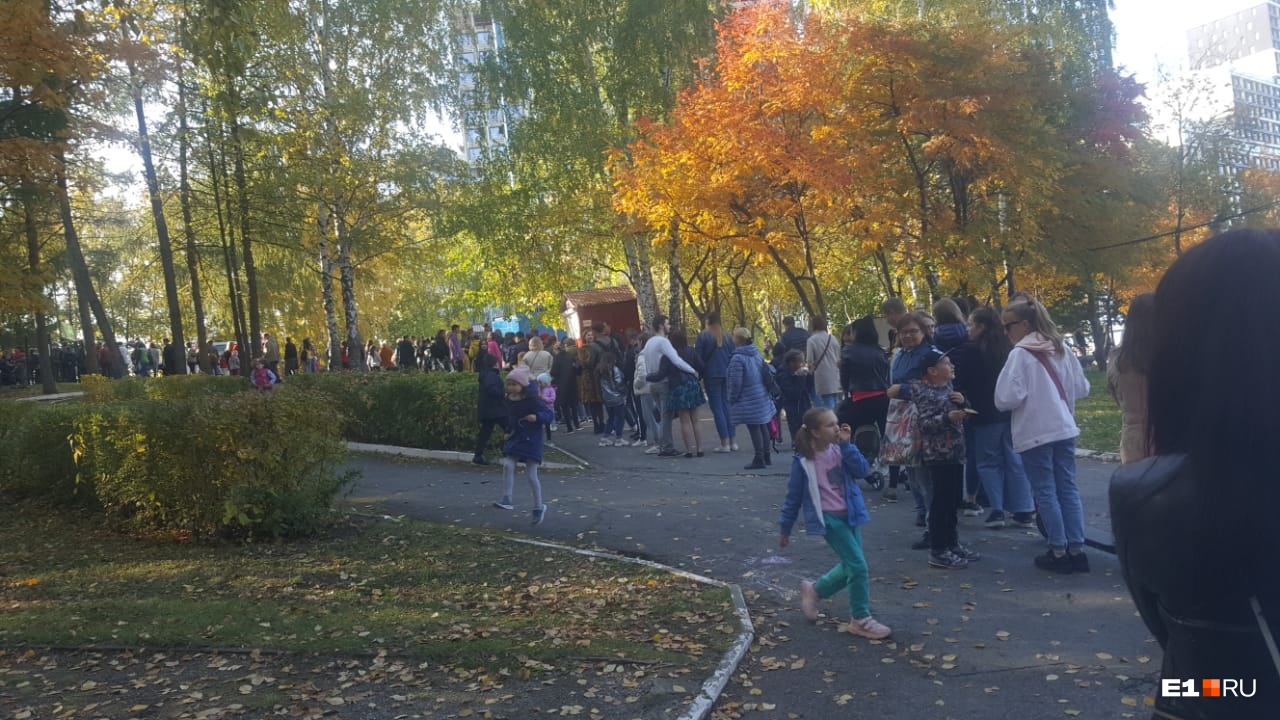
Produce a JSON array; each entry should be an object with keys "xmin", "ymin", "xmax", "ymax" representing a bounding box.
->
[{"xmin": 506, "ymin": 366, "xmax": 532, "ymax": 388}]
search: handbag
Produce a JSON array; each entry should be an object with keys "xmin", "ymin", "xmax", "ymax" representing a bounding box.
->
[{"xmin": 880, "ymin": 397, "xmax": 920, "ymax": 466}]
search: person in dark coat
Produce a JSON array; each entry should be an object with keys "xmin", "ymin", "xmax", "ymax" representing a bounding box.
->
[
  {"xmin": 550, "ymin": 341, "xmax": 580, "ymax": 433},
  {"xmin": 472, "ymin": 352, "xmax": 507, "ymax": 464},
  {"xmin": 772, "ymin": 315, "xmax": 810, "ymax": 367}
]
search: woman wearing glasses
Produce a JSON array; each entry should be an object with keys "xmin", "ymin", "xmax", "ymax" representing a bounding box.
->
[
  {"xmin": 994, "ymin": 300, "xmax": 1091, "ymax": 574},
  {"xmin": 887, "ymin": 312, "xmax": 938, "ymax": 538}
]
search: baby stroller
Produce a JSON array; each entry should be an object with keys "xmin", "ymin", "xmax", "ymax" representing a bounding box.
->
[
  {"xmin": 851, "ymin": 423, "xmax": 887, "ymax": 490},
  {"xmin": 836, "ymin": 397, "xmax": 887, "ymax": 490}
]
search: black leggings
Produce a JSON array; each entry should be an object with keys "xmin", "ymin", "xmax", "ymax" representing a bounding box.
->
[
  {"xmin": 927, "ymin": 463, "xmax": 964, "ymax": 553},
  {"xmin": 556, "ymin": 397, "xmax": 579, "ymax": 431},
  {"xmin": 747, "ymin": 423, "xmax": 771, "ymax": 459}
]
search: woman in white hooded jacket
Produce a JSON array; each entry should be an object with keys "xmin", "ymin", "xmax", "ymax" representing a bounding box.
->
[{"xmin": 994, "ymin": 300, "xmax": 1091, "ymax": 575}]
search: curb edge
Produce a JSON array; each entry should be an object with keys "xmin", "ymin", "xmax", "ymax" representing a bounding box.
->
[{"xmin": 505, "ymin": 537, "xmax": 754, "ymax": 720}]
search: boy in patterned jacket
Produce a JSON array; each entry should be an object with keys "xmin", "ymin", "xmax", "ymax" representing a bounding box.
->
[{"xmin": 908, "ymin": 349, "xmax": 977, "ymax": 569}]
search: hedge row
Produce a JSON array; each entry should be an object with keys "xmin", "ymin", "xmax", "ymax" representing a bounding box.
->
[
  {"xmin": 284, "ymin": 371, "xmax": 488, "ymax": 452},
  {"xmin": 1, "ymin": 388, "xmax": 353, "ymax": 539},
  {"xmin": 0, "ymin": 372, "xmax": 486, "ymax": 539}
]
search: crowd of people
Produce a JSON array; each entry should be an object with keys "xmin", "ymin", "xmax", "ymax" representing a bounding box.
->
[{"xmin": 474, "ymin": 230, "xmax": 1280, "ymax": 720}]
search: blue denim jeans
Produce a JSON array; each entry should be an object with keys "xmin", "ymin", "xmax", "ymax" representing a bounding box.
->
[
  {"xmin": 813, "ymin": 392, "xmax": 840, "ymax": 410},
  {"xmin": 705, "ymin": 377, "xmax": 734, "ymax": 442},
  {"xmin": 971, "ymin": 422, "xmax": 1033, "ymax": 514},
  {"xmin": 1019, "ymin": 437, "xmax": 1085, "ymax": 551},
  {"xmin": 605, "ymin": 403, "xmax": 625, "ymax": 439}
]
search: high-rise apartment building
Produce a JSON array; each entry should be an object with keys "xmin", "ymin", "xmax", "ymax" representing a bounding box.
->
[
  {"xmin": 452, "ymin": 8, "xmax": 523, "ymax": 165},
  {"xmin": 1187, "ymin": 2, "xmax": 1280, "ymax": 170}
]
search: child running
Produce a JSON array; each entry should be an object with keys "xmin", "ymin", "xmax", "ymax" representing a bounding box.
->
[
  {"xmin": 779, "ymin": 406, "xmax": 892, "ymax": 640},
  {"xmin": 492, "ymin": 366, "xmax": 555, "ymax": 525}
]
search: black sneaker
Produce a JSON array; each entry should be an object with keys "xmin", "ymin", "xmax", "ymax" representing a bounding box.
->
[
  {"xmin": 915, "ymin": 513, "xmax": 927, "ymax": 528},
  {"xmin": 983, "ymin": 510, "xmax": 1007, "ymax": 529},
  {"xmin": 960, "ymin": 500, "xmax": 984, "ymax": 517},
  {"xmin": 929, "ymin": 550, "xmax": 968, "ymax": 569},
  {"xmin": 950, "ymin": 544, "xmax": 981, "ymax": 561},
  {"xmin": 1069, "ymin": 551, "xmax": 1090, "ymax": 573},
  {"xmin": 472, "ymin": 455, "xmax": 489, "ymax": 465},
  {"xmin": 1034, "ymin": 550, "xmax": 1074, "ymax": 574},
  {"xmin": 1010, "ymin": 512, "xmax": 1036, "ymax": 528},
  {"xmin": 911, "ymin": 532, "xmax": 931, "ymax": 550}
]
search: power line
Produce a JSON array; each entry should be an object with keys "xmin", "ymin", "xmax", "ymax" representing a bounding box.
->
[{"xmin": 1088, "ymin": 199, "xmax": 1280, "ymax": 251}]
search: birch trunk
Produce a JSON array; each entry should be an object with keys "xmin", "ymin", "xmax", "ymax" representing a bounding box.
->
[
  {"xmin": 621, "ymin": 232, "xmax": 659, "ymax": 327},
  {"xmin": 317, "ymin": 202, "xmax": 342, "ymax": 370}
]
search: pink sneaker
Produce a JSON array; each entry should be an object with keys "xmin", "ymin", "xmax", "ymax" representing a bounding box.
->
[
  {"xmin": 847, "ymin": 616, "xmax": 892, "ymax": 640},
  {"xmin": 799, "ymin": 581, "xmax": 818, "ymax": 622}
]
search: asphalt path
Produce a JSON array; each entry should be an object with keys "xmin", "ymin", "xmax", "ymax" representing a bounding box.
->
[{"xmin": 345, "ymin": 424, "xmax": 1160, "ymax": 720}]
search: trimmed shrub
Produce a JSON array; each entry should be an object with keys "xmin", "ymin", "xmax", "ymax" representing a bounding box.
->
[
  {"xmin": 71, "ymin": 389, "xmax": 353, "ymax": 539},
  {"xmin": 285, "ymin": 371, "xmax": 487, "ymax": 451},
  {"xmin": 0, "ymin": 402, "xmax": 93, "ymax": 506},
  {"xmin": 81, "ymin": 373, "xmax": 249, "ymax": 403}
]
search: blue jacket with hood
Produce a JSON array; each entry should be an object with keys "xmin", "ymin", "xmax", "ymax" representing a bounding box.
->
[{"xmin": 778, "ymin": 441, "xmax": 872, "ymax": 537}]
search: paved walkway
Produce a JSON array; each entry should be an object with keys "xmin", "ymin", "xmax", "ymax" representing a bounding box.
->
[{"xmin": 348, "ymin": 423, "xmax": 1157, "ymax": 718}]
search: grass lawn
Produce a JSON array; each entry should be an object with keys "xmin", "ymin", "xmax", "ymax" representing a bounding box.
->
[
  {"xmin": 1075, "ymin": 368, "xmax": 1121, "ymax": 455},
  {"xmin": 0, "ymin": 509, "xmax": 737, "ymax": 668}
]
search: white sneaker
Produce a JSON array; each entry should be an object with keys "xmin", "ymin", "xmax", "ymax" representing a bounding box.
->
[
  {"xmin": 631, "ymin": 439, "xmax": 648, "ymax": 447},
  {"xmin": 644, "ymin": 445, "xmax": 660, "ymax": 454},
  {"xmin": 598, "ymin": 438, "xmax": 615, "ymax": 447},
  {"xmin": 550, "ymin": 423, "xmax": 558, "ymax": 432},
  {"xmin": 731, "ymin": 442, "xmax": 740, "ymax": 451}
]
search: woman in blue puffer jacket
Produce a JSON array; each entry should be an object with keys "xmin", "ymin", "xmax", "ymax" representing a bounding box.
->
[{"xmin": 727, "ymin": 327, "xmax": 776, "ymax": 470}]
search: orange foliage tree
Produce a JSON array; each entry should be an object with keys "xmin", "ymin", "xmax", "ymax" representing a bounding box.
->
[{"xmin": 612, "ymin": 0, "xmax": 1128, "ymax": 317}]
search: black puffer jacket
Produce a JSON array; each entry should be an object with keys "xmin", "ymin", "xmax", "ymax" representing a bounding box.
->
[
  {"xmin": 840, "ymin": 342, "xmax": 888, "ymax": 394},
  {"xmin": 1110, "ymin": 455, "xmax": 1280, "ymax": 719}
]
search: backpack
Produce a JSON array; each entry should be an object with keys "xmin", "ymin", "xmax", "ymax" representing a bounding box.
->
[{"xmin": 759, "ymin": 358, "xmax": 781, "ymax": 401}]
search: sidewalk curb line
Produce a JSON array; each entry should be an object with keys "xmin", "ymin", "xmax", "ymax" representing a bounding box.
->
[
  {"xmin": 506, "ymin": 537, "xmax": 754, "ymax": 720},
  {"xmin": 1075, "ymin": 447, "xmax": 1120, "ymax": 463},
  {"xmin": 346, "ymin": 442, "xmax": 584, "ymax": 471}
]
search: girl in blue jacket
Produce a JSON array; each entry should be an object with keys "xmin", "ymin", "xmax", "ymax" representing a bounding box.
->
[
  {"xmin": 492, "ymin": 366, "xmax": 556, "ymax": 525},
  {"xmin": 779, "ymin": 407, "xmax": 892, "ymax": 640}
]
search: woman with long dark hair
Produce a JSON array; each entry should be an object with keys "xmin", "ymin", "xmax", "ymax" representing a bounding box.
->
[
  {"xmin": 1112, "ymin": 229, "xmax": 1280, "ymax": 720},
  {"xmin": 1107, "ymin": 292, "xmax": 1156, "ymax": 464},
  {"xmin": 951, "ymin": 307, "xmax": 1033, "ymax": 529}
]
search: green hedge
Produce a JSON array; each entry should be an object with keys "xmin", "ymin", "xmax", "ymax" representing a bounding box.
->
[
  {"xmin": 1, "ymin": 371, "xmax": 487, "ymax": 539},
  {"xmin": 72, "ymin": 389, "xmax": 353, "ymax": 539},
  {"xmin": 81, "ymin": 373, "xmax": 250, "ymax": 402},
  {"xmin": 0, "ymin": 402, "xmax": 90, "ymax": 506},
  {"xmin": 284, "ymin": 371, "xmax": 486, "ymax": 452},
  {"xmin": 1, "ymin": 388, "xmax": 352, "ymax": 539}
]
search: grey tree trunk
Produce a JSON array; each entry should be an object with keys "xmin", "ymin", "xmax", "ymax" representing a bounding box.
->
[
  {"xmin": 56, "ymin": 154, "xmax": 118, "ymax": 377},
  {"xmin": 230, "ymin": 112, "xmax": 262, "ymax": 358},
  {"xmin": 130, "ymin": 61, "xmax": 186, "ymax": 371},
  {"xmin": 22, "ymin": 188, "xmax": 57, "ymax": 394},
  {"xmin": 177, "ymin": 68, "xmax": 207, "ymax": 346},
  {"xmin": 76, "ymin": 290, "xmax": 98, "ymax": 375}
]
